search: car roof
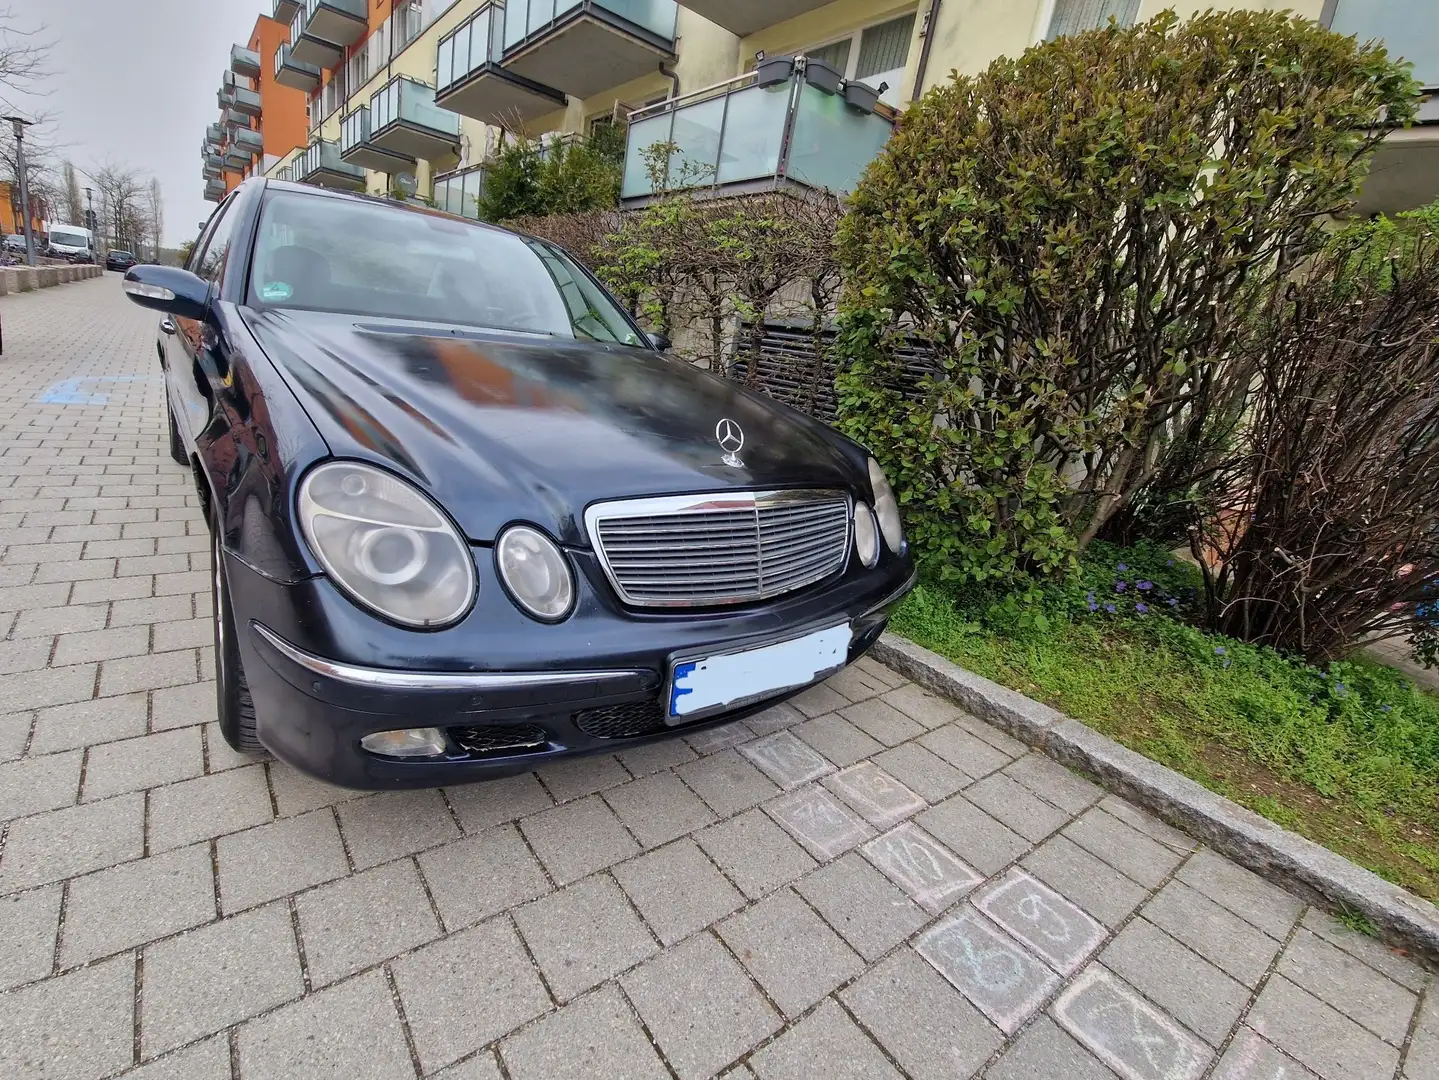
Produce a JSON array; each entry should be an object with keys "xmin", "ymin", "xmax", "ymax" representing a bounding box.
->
[{"xmin": 249, "ymin": 177, "xmax": 534, "ymax": 244}]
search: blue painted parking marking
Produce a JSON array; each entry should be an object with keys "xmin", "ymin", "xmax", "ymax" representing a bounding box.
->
[{"xmin": 37, "ymin": 375, "xmax": 161, "ymax": 405}]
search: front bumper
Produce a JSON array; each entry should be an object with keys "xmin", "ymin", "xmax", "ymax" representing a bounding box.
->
[{"xmin": 230, "ymin": 544, "xmax": 914, "ymax": 789}]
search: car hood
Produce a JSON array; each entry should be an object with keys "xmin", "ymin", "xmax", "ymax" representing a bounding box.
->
[{"xmin": 246, "ymin": 310, "xmax": 867, "ymax": 545}]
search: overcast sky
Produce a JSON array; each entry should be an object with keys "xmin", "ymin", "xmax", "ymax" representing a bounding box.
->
[{"xmin": 6, "ymin": 0, "xmax": 259, "ymax": 246}]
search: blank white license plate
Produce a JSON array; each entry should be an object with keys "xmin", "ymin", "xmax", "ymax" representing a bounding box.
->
[{"xmin": 667, "ymin": 623, "xmax": 852, "ymax": 722}]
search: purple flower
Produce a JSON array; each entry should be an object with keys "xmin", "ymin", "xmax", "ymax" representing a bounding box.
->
[
  {"xmin": 1222, "ymin": 659, "xmax": 1231, "ymax": 669},
  {"xmin": 1137, "ymin": 580, "xmax": 1153, "ymax": 591},
  {"xmin": 1381, "ymin": 705, "xmax": 1393, "ymax": 713},
  {"xmin": 1135, "ymin": 603, "xmax": 1149, "ymax": 615},
  {"xmin": 1088, "ymin": 603, "xmax": 1099, "ymax": 612},
  {"xmin": 1167, "ymin": 597, "xmax": 1180, "ymax": 607},
  {"xmin": 1214, "ymin": 646, "xmax": 1226, "ymax": 655},
  {"xmin": 1116, "ymin": 563, "xmax": 1128, "ymax": 572},
  {"xmin": 1318, "ymin": 671, "xmax": 1328, "ymax": 679},
  {"xmin": 1115, "ymin": 581, "xmax": 1127, "ymax": 592},
  {"xmin": 1104, "ymin": 603, "xmax": 1117, "ymax": 614},
  {"xmin": 1167, "ymin": 559, "xmax": 1175, "ymax": 567}
]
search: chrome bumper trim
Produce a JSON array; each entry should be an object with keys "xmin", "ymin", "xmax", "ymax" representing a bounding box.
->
[{"xmin": 252, "ymin": 623, "xmax": 647, "ymax": 692}]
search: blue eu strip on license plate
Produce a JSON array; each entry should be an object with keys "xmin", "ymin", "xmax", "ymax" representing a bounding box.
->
[{"xmin": 668, "ymin": 623, "xmax": 852, "ymax": 721}]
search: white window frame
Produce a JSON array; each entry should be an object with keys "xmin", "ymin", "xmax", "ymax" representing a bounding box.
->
[
  {"xmin": 802, "ymin": 9, "xmax": 917, "ymax": 85},
  {"xmin": 800, "ymin": 9, "xmax": 916, "ymax": 107}
]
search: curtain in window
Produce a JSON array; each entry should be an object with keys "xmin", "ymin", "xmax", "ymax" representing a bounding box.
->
[
  {"xmin": 1046, "ymin": 0, "xmax": 1140, "ymax": 41},
  {"xmin": 808, "ymin": 39, "xmax": 852, "ymax": 74},
  {"xmin": 856, "ymin": 14, "xmax": 915, "ymax": 80}
]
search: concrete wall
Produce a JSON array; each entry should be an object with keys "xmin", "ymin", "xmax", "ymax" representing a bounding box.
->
[{"xmin": 0, "ymin": 264, "xmax": 104, "ymax": 297}]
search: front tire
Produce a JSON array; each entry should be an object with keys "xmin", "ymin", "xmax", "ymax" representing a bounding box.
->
[{"xmin": 211, "ymin": 514, "xmax": 262, "ymax": 754}]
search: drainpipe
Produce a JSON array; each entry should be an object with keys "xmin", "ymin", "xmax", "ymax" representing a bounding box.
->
[
  {"xmin": 660, "ymin": 60, "xmax": 680, "ymax": 101},
  {"xmin": 910, "ymin": 0, "xmax": 943, "ymax": 102}
]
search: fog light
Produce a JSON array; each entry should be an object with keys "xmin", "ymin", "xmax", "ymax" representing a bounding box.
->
[{"xmin": 360, "ymin": 727, "xmax": 448, "ymax": 758}]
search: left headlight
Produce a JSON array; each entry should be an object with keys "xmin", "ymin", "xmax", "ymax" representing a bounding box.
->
[
  {"xmin": 298, "ymin": 461, "xmax": 476, "ymax": 629},
  {"xmin": 867, "ymin": 457, "xmax": 905, "ymax": 553},
  {"xmin": 496, "ymin": 525, "xmax": 575, "ymax": 622}
]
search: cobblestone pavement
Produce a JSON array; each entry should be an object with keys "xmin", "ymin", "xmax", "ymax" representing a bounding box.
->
[{"xmin": 0, "ymin": 277, "xmax": 1434, "ymax": 1080}]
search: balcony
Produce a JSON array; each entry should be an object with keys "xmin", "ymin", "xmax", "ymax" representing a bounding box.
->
[
  {"xmin": 1329, "ymin": 4, "xmax": 1439, "ymax": 215},
  {"xmin": 290, "ymin": 0, "xmax": 367, "ymax": 68},
  {"xmin": 203, "ymin": 157, "xmax": 223, "ymax": 180},
  {"xmin": 274, "ymin": 0, "xmax": 302, "ymax": 22},
  {"xmin": 369, "ymin": 77, "xmax": 460, "ymax": 161},
  {"xmin": 297, "ymin": 139, "xmax": 366, "ymax": 190},
  {"xmin": 232, "ymin": 85, "xmax": 263, "ymax": 118},
  {"xmin": 205, "ymin": 180, "xmax": 225, "ymax": 203},
  {"xmin": 217, "ymin": 86, "xmax": 235, "ymax": 109},
  {"xmin": 231, "ymin": 44, "xmax": 262, "ymax": 79},
  {"xmin": 435, "ymin": 4, "xmax": 565, "ymax": 127},
  {"xmin": 232, "ymin": 127, "xmax": 265, "ymax": 155},
  {"xmin": 502, "ymin": 0, "xmax": 677, "ymax": 100},
  {"xmin": 206, "ymin": 123, "xmax": 224, "ymax": 144},
  {"xmin": 223, "ymin": 107, "xmax": 249, "ymax": 128},
  {"xmin": 274, "ymin": 44, "xmax": 322, "ymax": 92},
  {"xmin": 620, "ymin": 56, "xmax": 895, "ymax": 204},
  {"xmin": 340, "ymin": 105, "xmax": 415, "ymax": 173}
]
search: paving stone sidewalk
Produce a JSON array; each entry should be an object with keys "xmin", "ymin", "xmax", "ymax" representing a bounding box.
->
[{"xmin": 0, "ymin": 278, "xmax": 1434, "ymax": 1080}]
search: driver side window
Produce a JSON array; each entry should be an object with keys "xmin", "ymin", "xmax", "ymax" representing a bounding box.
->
[{"xmin": 196, "ymin": 200, "xmax": 240, "ymax": 287}]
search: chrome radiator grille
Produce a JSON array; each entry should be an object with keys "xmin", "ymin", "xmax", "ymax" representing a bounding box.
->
[{"xmin": 587, "ymin": 491, "xmax": 851, "ymax": 608}]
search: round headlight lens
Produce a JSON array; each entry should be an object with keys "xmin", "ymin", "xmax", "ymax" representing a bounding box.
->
[
  {"xmin": 853, "ymin": 502, "xmax": 880, "ymax": 569},
  {"xmin": 298, "ymin": 461, "xmax": 476, "ymax": 628},
  {"xmin": 496, "ymin": 525, "xmax": 575, "ymax": 622},
  {"xmin": 868, "ymin": 457, "xmax": 904, "ymax": 553}
]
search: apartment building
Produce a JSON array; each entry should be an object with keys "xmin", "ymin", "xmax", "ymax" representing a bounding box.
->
[
  {"xmin": 202, "ymin": 0, "xmax": 1435, "ymax": 217},
  {"xmin": 204, "ymin": 14, "xmax": 312, "ymax": 203}
]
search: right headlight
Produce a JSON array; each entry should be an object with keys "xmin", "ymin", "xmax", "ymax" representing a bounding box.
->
[
  {"xmin": 867, "ymin": 457, "xmax": 905, "ymax": 553},
  {"xmin": 496, "ymin": 525, "xmax": 575, "ymax": 622},
  {"xmin": 297, "ymin": 461, "xmax": 476, "ymax": 629},
  {"xmin": 853, "ymin": 503, "xmax": 880, "ymax": 569}
]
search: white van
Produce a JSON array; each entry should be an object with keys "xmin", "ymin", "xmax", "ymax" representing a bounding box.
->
[{"xmin": 45, "ymin": 223, "xmax": 94, "ymax": 263}]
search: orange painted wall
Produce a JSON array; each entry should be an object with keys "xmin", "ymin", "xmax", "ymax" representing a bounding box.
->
[
  {"xmin": 0, "ymin": 183, "xmax": 45, "ymax": 236},
  {"xmin": 251, "ymin": 15, "xmax": 309, "ymax": 160}
]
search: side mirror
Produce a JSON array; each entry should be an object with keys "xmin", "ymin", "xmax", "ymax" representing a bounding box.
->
[
  {"xmin": 122, "ymin": 265, "xmax": 209, "ymax": 321},
  {"xmin": 646, "ymin": 331, "xmax": 671, "ymax": 352}
]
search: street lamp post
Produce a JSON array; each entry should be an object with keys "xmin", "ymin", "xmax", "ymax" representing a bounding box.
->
[{"xmin": 5, "ymin": 117, "xmax": 36, "ymax": 267}]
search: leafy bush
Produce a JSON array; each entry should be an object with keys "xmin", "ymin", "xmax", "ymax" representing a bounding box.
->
[
  {"xmin": 475, "ymin": 126, "xmax": 624, "ymax": 223},
  {"xmin": 835, "ymin": 9, "xmax": 1416, "ymax": 586}
]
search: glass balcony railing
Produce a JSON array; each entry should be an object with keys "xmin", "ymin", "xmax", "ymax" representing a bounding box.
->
[
  {"xmin": 297, "ymin": 139, "xmax": 366, "ymax": 190},
  {"xmin": 339, "ymin": 102, "xmax": 414, "ymax": 171},
  {"xmin": 274, "ymin": 0, "xmax": 301, "ymax": 22},
  {"xmin": 434, "ymin": 3, "xmax": 565, "ymax": 125},
  {"xmin": 620, "ymin": 56, "xmax": 895, "ymax": 202},
  {"xmin": 1330, "ymin": 2, "xmax": 1437, "ymax": 87},
  {"xmin": 232, "ymin": 86, "xmax": 263, "ymax": 117},
  {"xmin": 500, "ymin": 0, "xmax": 675, "ymax": 99},
  {"xmin": 295, "ymin": 0, "xmax": 368, "ymax": 51},
  {"xmin": 369, "ymin": 76, "xmax": 460, "ymax": 157},
  {"xmin": 433, "ymin": 164, "xmax": 489, "ymax": 219},
  {"xmin": 233, "ymin": 128, "xmax": 265, "ymax": 154},
  {"xmin": 437, "ymin": 4, "xmax": 503, "ymax": 91},
  {"xmin": 231, "ymin": 45, "xmax": 261, "ymax": 78},
  {"xmin": 274, "ymin": 44, "xmax": 322, "ymax": 92},
  {"xmin": 222, "ymin": 107, "xmax": 248, "ymax": 128},
  {"xmin": 217, "ymin": 87, "xmax": 235, "ymax": 109},
  {"xmin": 502, "ymin": 0, "xmax": 675, "ymax": 53},
  {"xmin": 205, "ymin": 181, "xmax": 225, "ymax": 203},
  {"xmin": 206, "ymin": 123, "xmax": 224, "ymax": 144}
]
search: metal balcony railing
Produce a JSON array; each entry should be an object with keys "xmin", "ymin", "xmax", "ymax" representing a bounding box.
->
[
  {"xmin": 434, "ymin": 3, "xmax": 565, "ymax": 126},
  {"xmin": 297, "ymin": 139, "xmax": 366, "ymax": 190},
  {"xmin": 274, "ymin": 43, "xmax": 322, "ymax": 92}
]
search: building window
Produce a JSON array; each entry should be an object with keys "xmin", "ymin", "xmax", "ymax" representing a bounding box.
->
[
  {"xmin": 803, "ymin": 12, "xmax": 916, "ymax": 108},
  {"xmin": 1045, "ymin": 0, "xmax": 1140, "ymax": 41}
]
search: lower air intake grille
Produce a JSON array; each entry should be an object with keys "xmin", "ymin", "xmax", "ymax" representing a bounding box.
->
[
  {"xmin": 449, "ymin": 724, "xmax": 548, "ymax": 755},
  {"xmin": 574, "ymin": 700, "xmax": 667, "ymax": 739}
]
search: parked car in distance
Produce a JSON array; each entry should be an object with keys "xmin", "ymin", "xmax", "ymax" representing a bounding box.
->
[
  {"xmin": 3, "ymin": 233, "xmax": 27, "ymax": 253},
  {"xmin": 105, "ymin": 249, "xmax": 138, "ymax": 272},
  {"xmin": 120, "ymin": 178, "xmax": 914, "ymax": 789}
]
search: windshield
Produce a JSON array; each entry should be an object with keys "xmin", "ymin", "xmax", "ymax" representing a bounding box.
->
[
  {"xmin": 249, "ymin": 191, "xmax": 643, "ymax": 346},
  {"xmin": 50, "ymin": 231, "xmax": 87, "ymax": 247}
]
